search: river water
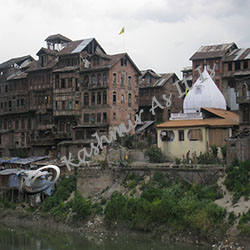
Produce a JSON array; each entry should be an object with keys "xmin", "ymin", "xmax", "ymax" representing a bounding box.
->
[{"xmin": 0, "ymin": 225, "xmax": 211, "ymax": 250}]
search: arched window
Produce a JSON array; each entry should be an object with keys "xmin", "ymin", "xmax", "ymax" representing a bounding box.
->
[
  {"xmin": 113, "ymin": 91, "xmax": 117, "ymax": 104},
  {"xmin": 160, "ymin": 130, "xmax": 174, "ymax": 141},
  {"xmin": 128, "ymin": 93, "xmax": 132, "ymax": 106},
  {"xmin": 113, "ymin": 73, "xmax": 117, "ymax": 87}
]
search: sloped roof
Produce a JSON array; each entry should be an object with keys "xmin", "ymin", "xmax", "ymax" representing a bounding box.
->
[
  {"xmin": 224, "ymin": 48, "xmax": 250, "ymax": 62},
  {"xmin": 58, "ymin": 38, "xmax": 106, "ymax": 55},
  {"xmin": 157, "ymin": 108, "xmax": 239, "ymax": 129},
  {"xmin": 36, "ymin": 47, "xmax": 58, "ymax": 56},
  {"xmin": 190, "ymin": 42, "xmax": 237, "ymax": 60},
  {"xmin": 26, "ymin": 59, "xmax": 58, "ymax": 72},
  {"xmin": 0, "ymin": 55, "xmax": 34, "ymax": 70},
  {"xmin": 45, "ymin": 34, "xmax": 72, "ymax": 43}
]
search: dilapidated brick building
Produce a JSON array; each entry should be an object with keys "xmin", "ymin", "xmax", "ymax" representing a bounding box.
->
[{"xmin": 0, "ymin": 34, "xmax": 140, "ymax": 158}]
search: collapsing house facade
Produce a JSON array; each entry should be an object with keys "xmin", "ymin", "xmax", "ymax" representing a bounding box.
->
[{"xmin": 0, "ymin": 34, "xmax": 140, "ymax": 158}]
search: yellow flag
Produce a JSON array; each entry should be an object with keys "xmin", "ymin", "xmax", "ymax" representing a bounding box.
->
[
  {"xmin": 119, "ymin": 27, "xmax": 125, "ymax": 35},
  {"xmin": 185, "ymin": 88, "xmax": 188, "ymax": 96}
]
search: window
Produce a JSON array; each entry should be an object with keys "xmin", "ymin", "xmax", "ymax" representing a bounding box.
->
[
  {"xmin": 128, "ymin": 76, "xmax": 132, "ymax": 89},
  {"xmin": 121, "ymin": 58, "xmax": 127, "ymax": 66},
  {"xmin": 97, "ymin": 92, "xmax": 101, "ymax": 105},
  {"xmin": 68, "ymin": 78, "xmax": 73, "ymax": 88},
  {"xmin": 83, "ymin": 75, "xmax": 89, "ymax": 87},
  {"xmin": 113, "ymin": 73, "xmax": 117, "ymax": 87},
  {"xmin": 103, "ymin": 112, "xmax": 107, "ymax": 122},
  {"xmin": 8, "ymin": 101, "xmax": 12, "ymax": 108},
  {"xmin": 97, "ymin": 113, "xmax": 101, "ymax": 123},
  {"xmin": 97, "ymin": 73, "xmax": 101, "ymax": 86},
  {"xmin": 21, "ymin": 99, "xmax": 24, "ymax": 106},
  {"xmin": 75, "ymin": 78, "xmax": 79, "ymax": 91},
  {"xmin": 5, "ymin": 85, "xmax": 8, "ymax": 93},
  {"xmin": 59, "ymin": 122, "xmax": 64, "ymax": 131},
  {"xmin": 178, "ymin": 130, "xmax": 184, "ymax": 141},
  {"xmin": 91, "ymin": 92, "xmax": 95, "ymax": 105},
  {"xmin": 62, "ymin": 101, "xmax": 66, "ymax": 110},
  {"xmin": 84, "ymin": 93, "xmax": 89, "ymax": 106},
  {"xmin": 28, "ymin": 119, "xmax": 32, "ymax": 129},
  {"xmin": 21, "ymin": 119, "xmax": 25, "ymax": 129},
  {"xmin": 135, "ymin": 95, "xmax": 138, "ymax": 103},
  {"xmin": 188, "ymin": 129, "xmax": 203, "ymax": 141},
  {"xmin": 243, "ymin": 105, "xmax": 249, "ymax": 122},
  {"xmin": 113, "ymin": 112, "xmax": 116, "ymax": 120},
  {"xmin": 120, "ymin": 74, "xmax": 125, "ymax": 88},
  {"xmin": 103, "ymin": 91, "xmax": 107, "ymax": 104},
  {"xmin": 67, "ymin": 100, "xmax": 73, "ymax": 110},
  {"xmin": 103, "ymin": 72, "xmax": 107, "ymax": 85},
  {"xmin": 84, "ymin": 114, "xmax": 89, "ymax": 124},
  {"xmin": 228, "ymin": 62, "xmax": 232, "ymax": 71},
  {"xmin": 113, "ymin": 91, "xmax": 117, "ymax": 104},
  {"xmin": 121, "ymin": 94, "xmax": 124, "ymax": 103},
  {"xmin": 8, "ymin": 120, "xmax": 12, "ymax": 129},
  {"xmin": 91, "ymin": 74, "xmax": 96, "ymax": 86},
  {"xmin": 61, "ymin": 79, "xmax": 65, "ymax": 88},
  {"xmin": 55, "ymin": 74, "xmax": 59, "ymax": 88},
  {"xmin": 75, "ymin": 100, "xmax": 79, "ymax": 110},
  {"xmin": 243, "ymin": 61, "xmax": 248, "ymax": 69},
  {"xmin": 90, "ymin": 113, "xmax": 95, "ymax": 123},
  {"xmin": 215, "ymin": 62, "xmax": 220, "ymax": 71},
  {"xmin": 128, "ymin": 93, "xmax": 132, "ymax": 106},
  {"xmin": 15, "ymin": 120, "xmax": 19, "ymax": 130},
  {"xmin": 160, "ymin": 130, "xmax": 174, "ymax": 141},
  {"xmin": 235, "ymin": 61, "xmax": 241, "ymax": 71},
  {"xmin": 75, "ymin": 130, "xmax": 85, "ymax": 140}
]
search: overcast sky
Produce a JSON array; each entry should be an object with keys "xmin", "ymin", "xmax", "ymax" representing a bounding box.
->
[{"xmin": 1, "ymin": 0, "xmax": 250, "ymax": 78}]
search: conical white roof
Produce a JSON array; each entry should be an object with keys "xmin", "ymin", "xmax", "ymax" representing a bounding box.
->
[{"xmin": 183, "ymin": 66, "xmax": 226, "ymax": 113}]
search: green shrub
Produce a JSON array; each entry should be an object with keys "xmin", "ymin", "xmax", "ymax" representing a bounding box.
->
[
  {"xmin": 238, "ymin": 210, "xmax": 250, "ymax": 236},
  {"xmin": 210, "ymin": 145, "xmax": 218, "ymax": 158},
  {"xmin": 146, "ymin": 146, "xmax": 166, "ymax": 163},
  {"xmin": 225, "ymin": 160, "xmax": 250, "ymax": 203}
]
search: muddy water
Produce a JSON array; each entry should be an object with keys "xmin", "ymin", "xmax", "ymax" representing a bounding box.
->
[{"xmin": 0, "ymin": 225, "xmax": 210, "ymax": 250}]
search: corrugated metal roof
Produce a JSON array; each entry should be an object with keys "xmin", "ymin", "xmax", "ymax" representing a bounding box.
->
[
  {"xmin": 71, "ymin": 38, "xmax": 93, "ymax": 53},
  {"xmin": 190, "ymin": 42, "xmax": 237, "ymax": 60},
  {"xmin": 45, "ymin": 34, "xmax": 72, "ymax": 42},
  {"xmin": 224, "ymin": 48, "xmax": 250, "ymax": 62},
  {"xmin": 0, "ymin": 169, "xmax": 18, "ymax": 175}
]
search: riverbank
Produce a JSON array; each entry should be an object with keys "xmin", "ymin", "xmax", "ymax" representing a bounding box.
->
[{"xmin": 0, "ymin": 206, "xmax": 249, "ymax": 250}]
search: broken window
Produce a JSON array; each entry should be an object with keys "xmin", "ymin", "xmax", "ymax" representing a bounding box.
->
[
  {"xmin": 90, "ymin": 113, "xmax": 95, "ymax": 123},
  {"xmin": 62, "ymin": 101, "xmax": 66, "ymax": 110},
  {"xmin": 103, "ymin": 112, "xmax": 107, "ymax": 122},
  {"xmin": 97, "ymin": 92, "xmax": 101, "ymax": 105},
  {"xmin": 97, "ymin": 113, "xmax": 101, "ymax": 123},
  {"xmin": 68, "ymin": 78, "xmax": 73, "ymax": 88},
  {"xmin": 75, "ymin": 101, "xmax": 79, "ymax": 110},
  {"xmin": 91, "ymin": 74, "xmax": 96, "ymax": 87},
  {"xmin": 121, "ymin": 58, "xmax": 127, "ymax": 66},
  {"xmin": 113, "ymin": 112, "xmax": 116, "ymax": 120},
  {"xmin": 160, "ymin": 130, "xmax": 175, "ymax": 141},
  {"xmin": 97, "ymin": 73, "xmax": 101, "ymax": 86},
  {"xmin": 91, "ymin": 92, "xmax": 95, "ymax": 105},
  {"xmin": 28, "ymin": 119, "xmax": 32, "ymax": 129},
  {"xmin": 188, "ymin": 129, "xmax": 203, "ymax": 141},
  {"xmin": 178, "ymin": 130, "xmax": 184, "ymax": 141},
  {"xmin": 83, "ymin": 75, "xmax": 89, "ymax": 87},
  {"xmin": 84, "ymin": 114, "xmax": 89, "ymax": 124},
  {"xmin": 8, "ymin": 120, "xmax": 12, "ymax": 129},
  {"xmin": 84, "ymin": 93, "xmax": 89, "ymax": 106},
  {"xmin": 120, "ymin": 74, "xmax": 125, "ymax": 88},
  {"xmin": 128, "ymin": 76, "xmax": 132, "ymax": 89},
  {"xmin": 61, "ymin": 79, "xmax": 65, "ymax": 88},
  {"xmin": 67, "ymin": 100, "xmax": 73, "ymax": 110},
  {"xmin": 75, "ymin": 78, "xmax": 79, "ymax": 91},
  {"xmin": 103, "ymin": 91, "xmax": 107, "ymax": 104},
  {"xmin": 15, "ymin": 120, "xmax": 19, "ymax": 130},
  {"xmin": 113, "ymin": 73, "xmax": 117, "ymax": 87},
  {"xmin": 113, "ymin": 91, "xmax": 117, "ymax": 104},
  {"xmin": 75, "ymin": 130, "xmax": 85, "ymax": 140},
  {"xmin": 243, "ymin": 61, "xmax": 248, "ymax": 70},
  {"xmin": 215, "ymin": 62, "xmax": 220, "ymax": 71},
  {"xmin": 235, "ymin": 61, "xmax": 241, "ymax": 71},
  {"xmin": 243, "ymin": 105, "xmax": 250, "ymax": 122},
  {"xmin": 103, "ymin": 72, "xmax": 107, "ymax": 86},
  {"xmin": 128, "ymin": 93, "xmax": 132, "ymax": 106}
]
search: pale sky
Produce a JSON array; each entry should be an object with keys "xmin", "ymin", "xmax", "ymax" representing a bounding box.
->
[{"xmin": 1, "ymin": 0, "xmax": 250, "ymax": 78}]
